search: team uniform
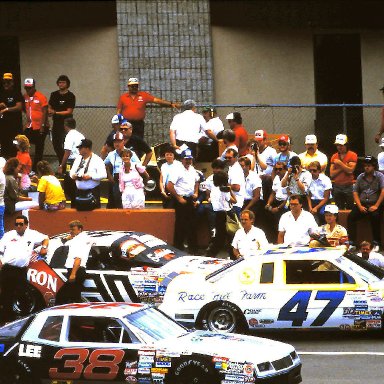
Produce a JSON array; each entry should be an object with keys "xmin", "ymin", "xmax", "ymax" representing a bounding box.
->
[{"xmin": 232, "ymin": 226, "xmax": 269, "ymax": 257}]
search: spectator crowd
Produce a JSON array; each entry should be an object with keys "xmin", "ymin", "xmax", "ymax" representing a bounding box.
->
[{"xmin": 1, "ymin": 72, "xmax": 384, "ymax": 261}]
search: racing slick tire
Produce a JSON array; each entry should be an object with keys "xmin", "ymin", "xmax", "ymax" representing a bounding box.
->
[
  {"xmin": 0, "ymin": 361, "xmax": 40, "ymax": 384},
  {"xmin": 165, "ymin": 356, "xmax": 220, "ymax": 384},
  {"xmin": 13, "ymin": 284, "xmax": 45, "ymax": 318},
  {"xmin": 196, "ymin": 301, "xmax": 249, "ymax": 334}
]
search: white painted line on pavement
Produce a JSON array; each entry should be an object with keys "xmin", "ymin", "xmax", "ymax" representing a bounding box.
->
[{"xmin": 298, "ymin": 351, "xmax": 384, "ymax": 356}]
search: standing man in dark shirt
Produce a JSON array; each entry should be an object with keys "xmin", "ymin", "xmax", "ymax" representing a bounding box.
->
[
  {"xmin": 0, "ymin": 73, "xmax": 23, "ymax": 158},
  {"xmin": 117, "ymin": 77, "xmax": 180, "ymax": 138},
  {"xmin": 48, "ymin": 75, "xmax": 76, "ymax": 163}
]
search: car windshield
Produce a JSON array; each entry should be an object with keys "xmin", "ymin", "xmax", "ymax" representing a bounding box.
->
[
  {"xmin": 0, "ymin": 317, "xmax": 31, "ymax": 338},
  {"xmin": 341, "ymin": 252, "xmax": 384, "ymax": 282},
  {"xmin": 125, "ymin": 307, "xmax": 186, "ymax": 341}
]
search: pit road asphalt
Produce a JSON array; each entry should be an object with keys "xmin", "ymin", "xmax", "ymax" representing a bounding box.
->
[{"xmin": 254, "ymin": 330, "xmax": 384, "ymax": 383}]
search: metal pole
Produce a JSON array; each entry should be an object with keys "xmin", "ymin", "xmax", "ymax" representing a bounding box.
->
[{"xmin": 342, "ymin": 105, "xmax": 347, "ymax": 134}]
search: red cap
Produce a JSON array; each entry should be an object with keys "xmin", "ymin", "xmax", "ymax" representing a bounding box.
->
[{"xmin": 278, "ymin": 135, "xmax": 290, "ymax": 143}]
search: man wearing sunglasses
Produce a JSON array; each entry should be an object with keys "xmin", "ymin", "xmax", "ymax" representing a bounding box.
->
[
  {"xmin": 273, "ymin": 135, "xmax": 297, "ymax": 167},
  {"xmin": 0, "ymin": 73, "xmax": 23, "ymax": 158},
  {"xmin": 117, "ymin": 77, "xmax": 180, "ymax": 139},
  {"xmin": 0, "ymin": 215, "xmax": 48, "ymax": 323}
]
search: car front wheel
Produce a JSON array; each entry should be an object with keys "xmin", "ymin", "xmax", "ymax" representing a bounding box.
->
[
  {"xmin": 0, "ymin": 362, "xmax": 39, "ymax": 384},
  {"xmin": 198, "ymin": 301, "xmax": 248, "ymax": 334},
  {"xmin": 13, "ymin": 284, "xmax": 45, "ymax": 318}
]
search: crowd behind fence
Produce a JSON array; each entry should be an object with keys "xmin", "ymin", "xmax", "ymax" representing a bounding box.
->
[{"xmin": 38, "ymin": 104, "xmax": 384, "ymax": 163}]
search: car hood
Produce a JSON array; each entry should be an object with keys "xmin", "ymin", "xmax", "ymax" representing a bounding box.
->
[{"xmin": 156, "ymin": 330, "xmax": 295, "ymax": 364}]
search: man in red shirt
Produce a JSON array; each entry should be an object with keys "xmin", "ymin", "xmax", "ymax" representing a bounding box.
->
[
  {"xmin": 117, "ymin": 77, "xmax": 180, "ymax": 138},
  {"xmin": 225, "ymin": 112, "xmax": 248, "ymax": 156},
  {"xmin": 23, "ymin": 78, "xmax": 48, "ymax": 170},
  {"xmin": 330, "ymin": 134, "xmax": 357, "ymax": 209}
]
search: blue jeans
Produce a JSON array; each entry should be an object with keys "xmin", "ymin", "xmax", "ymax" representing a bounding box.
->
[{"xmin": 0, "ymin": 205, "xmax": 4, "ymax": 239}]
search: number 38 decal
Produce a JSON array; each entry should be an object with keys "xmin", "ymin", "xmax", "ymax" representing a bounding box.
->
[
  {"xmin": 277, "ymin": 290, "xmax": 346, "ymax": 326},
  {"xmin": 49, "ymin": 348, "xmax": 125, "ymax": 380}
]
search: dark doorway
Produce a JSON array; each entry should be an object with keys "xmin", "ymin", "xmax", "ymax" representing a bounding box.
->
[
  {"xmin": 0, "ymin": 36, "xmax": 21, "ymax": 89},
  {"xmin": 313, "ymin": 34, "xmax": 364, "ymax": 157}
]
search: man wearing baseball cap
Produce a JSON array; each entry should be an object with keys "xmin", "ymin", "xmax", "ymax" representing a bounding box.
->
[
  {"xmin": 329, "ymin": 134, "xmax": 357, "ymax": 210},
  {"xmin": 347, "ymin": 155, "xmax": 384, "ymax": 250},
  {"xmin": 253, "ymin": 129, "xmax": 277, "ymax": 176},
  {"xmin": 0, "ymin": 73, "xmax": 23, "ymax": 158},
  {"xmin": 23, "ymin": 78, "xmax": 49, "ymax": 169},
  {"xmin": 225, "ymin": 112, "xmax": 248, "ymax": 157},
  {"xmin": 298, "ymin": 134, "xmax": 328, "ymax": 172},
  {"xmin": 273, "ymin": 134, "xmax": 297, "ymax": 166},
  {"xmin": 100, "ymin": 114, "xmax": 122, "ymax": 159},
  {"xmin": 117, "ymin": 77, "xmax": 181, "ymax": 138}
]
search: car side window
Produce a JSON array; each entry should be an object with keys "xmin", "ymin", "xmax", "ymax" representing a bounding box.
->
[
  {"xmin": 38, "ymin": 316, "xmax": 63, "ymax": 341},
  {"xmin": 67, "ymin": 316, "xmax": 132, "ymax": 344},
  {"xmin": 285, "ymin": 260, "xmax": 355, "ymax": 285},
  {"xmin": 260, "ymin": 263, "xmax": 274, "ymax": 283}
]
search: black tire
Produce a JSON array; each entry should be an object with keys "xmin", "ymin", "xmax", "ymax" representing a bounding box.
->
[
  {"xmin": 0, "ymin": 361, "xmax": 39, "ymax": 384},
  {"xmin": 197, "ymin": 301, "xmax": 248, "ymax": 334},
  {"xmin": 166, "ymin": 356, "xmax": 220, "ymax": 384},
  {"xmin": 13, "ymin": 284, "xmax": 45, "ymax": 318}
]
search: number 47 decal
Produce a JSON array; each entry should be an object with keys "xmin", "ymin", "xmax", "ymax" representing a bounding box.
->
[{"xmin": 277, "ymin": 291, "xmax": 346, "ymax": 326}]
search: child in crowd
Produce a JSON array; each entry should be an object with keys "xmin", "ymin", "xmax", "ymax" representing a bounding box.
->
[
  {"xmin": 119, "ymin": 149, "xmax": 149, "ymax": 209},
  {"xmin": 14, "ymin": 135, "xmax": 32, "ymax": 193}
]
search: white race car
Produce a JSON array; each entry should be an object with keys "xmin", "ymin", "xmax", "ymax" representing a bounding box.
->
[
  {"xmin": 160, "ymin": 246, "xmax": 384, "ymax": 333},
  {"xmin": 0, "ymin": 302, "xmax": 302, "ymax": 384}
]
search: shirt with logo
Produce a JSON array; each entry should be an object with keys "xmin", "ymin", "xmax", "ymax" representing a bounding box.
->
[
  {"xmin": 24, "ymin": 90, "xmax": 48, "ymax": 130},
  {"xmin": 117, "ymin": 91, "xmax": 155, "ymax": 121}
]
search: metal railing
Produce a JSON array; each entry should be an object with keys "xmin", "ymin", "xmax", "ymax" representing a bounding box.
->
[{"xmin": 38, "ymin": 104, "xmax": 383, "ymax": 160}]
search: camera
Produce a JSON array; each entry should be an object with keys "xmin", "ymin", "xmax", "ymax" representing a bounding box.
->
[
  {"xmin": 219, "ymin": 186, "xmax": 231, "ymax": 192},
  {"xmin": 250, "ymin": 141, "xmax": 259, "ymax": 151},
  {"xmin": 292, "ymin": 165, "xmax": 299, "ymax": 174}
]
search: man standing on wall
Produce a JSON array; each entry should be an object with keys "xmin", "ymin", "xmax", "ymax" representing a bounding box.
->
[
  {"xmin": 48, "ymin": 75, "xmax": 76, "ymax": 163},
  {"xmin": 117, "ymin": 77, "xmax": 180, "ymax": 139},
  {"xmin": 0, "ymin": 73, "xmax": 23, "ymax": 158},
  {"xmin": 23, "ymin": 78, "xmax": 49, "ymax": 170}
]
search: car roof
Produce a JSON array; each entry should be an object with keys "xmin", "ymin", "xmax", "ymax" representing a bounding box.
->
[
  {"xmin": 257, "ymin": 246, "xmax": 346, "ymax": 261},
  {"xmin": 43, "ymin": 302, "xmax": 147, "ymax": 317}
]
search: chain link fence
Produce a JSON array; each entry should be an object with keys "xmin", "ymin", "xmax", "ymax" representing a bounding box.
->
[{"xmin": 40, "ymin": 104, "xmax": 383, "ymax": 161}]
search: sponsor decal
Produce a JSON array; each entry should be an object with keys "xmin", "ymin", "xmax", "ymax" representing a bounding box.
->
[
  {"xmin": 124, "ymin": 368, "xmax": 138, "ymax": 375},
  {"xmin": 138, "ymin": 362, "xmax": 152, "ymax": 369},
  {"xmin": 352, "ymin": 319, "xmax": 366, "ymax": 330},
  {"xmin": 18, "ymin": 344, "xmax": 41, "ymax": 358},
  {"xmin": 259, "ymin": 319, "xmax": 274, "ymax": 325},
  {"xmin": 244, "ymin": 309, "xmax": 262, "ymax": 315},
  {"xmin": 138, "ymin": 349, "xmax": 156, "ymax": 356},
  {"xmin": 240, "ymin": 291, "xmax": 266, "ymax": 300},
  {"xmin": 27, "ymin": 268, "xmax": 58, "ymax": 292},
  {"xmin": 126, "ymin": 360, "xmax": 138, "ymax": 368},
  {"xmin": 0, "ymin": 344, "xmax": 4, "ymax": 353},
  {"xmin": 339, "ymin": 324, "xmax": 351, "ymax": 331},
  {"xmin": 125, "ymin": 376, "xmax": 137, "ymax": 383},
  {"xmin": 366, "ymin": 320, "xmax": 382, "ymax": 329},
  {"xmin": 151, "ymin": 367, "xmax": 168, "ymax": 374},
  {"xmin": 174, "ymin": 360, "xmax": 209, "ymax": 376},
  {"xmin": 248, "ymin": 318, "xmax": 258, "ymax": 327},
  {"xmin": 138, "ymin": 368, "xmax": 151, "ymax": 375},
  {"xmin": 177, "ymin": 291, "xmax": 205, "ymax": 302},
  {"xmin": 155, "ymin": 361, "xmax": 171, "ymax": 368},
  {"xmin": 239, "ymin": 268, "xmax": 256, "ymax": 285},
  {"xmin": 213, "ymin": 356, "xmax": 229, "ymax": 363},
  {"xmin": 244, "ymin": 364, "xmax": 254, "ymax": 376},
  {"xmin": 224, "ymin": 373, "xmax": 246, "ymax": 382},
  {"xmin": 139, "ymin": 355, "xmax": 155, "ymax": 363}
]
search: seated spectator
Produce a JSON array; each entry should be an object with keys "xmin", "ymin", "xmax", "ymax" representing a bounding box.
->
[
  {"xmin": 307, "ymin": 161, "xmax": 332, "ymax": 224},
  {"xmin": 4, "ymin": 157, "xmax": 38, "ymax": 216},
  {"xmin": 206, "ymin": 170, "xmax": 237, "ymax": 257},
  {"xmin": 119, "ymin": 149, "xmax": 149, "ymax": 209},
  {"xmin": 264, "ymin": 161, "xmax": 289, "ymax": 242},
  {"xmin": 273, "ymin": 135, "xmax": 297, "ymax": 167},
  {"xmin": 36, "ymin": 160, "xmax": 66, "ymax": 210},
  {"xmin": 330, "ymin": 134, "xmax": 357, "ymax": 209},
  {"xmin": 219, "ymin": 129, "xmax": 238, "ymax": 161},
  {"xmin": 299, "ymin": 134, "xmax": 328, "ymax": 172},
  {"xmin": 159, "ymin": 145, "xmax": 181, "ymax": 208},
  {"xmin": 14, "ymin": 134, "xmax": 32, "ymax": 193},
  {"xmin": 309, "ymin": 204, "xmax": 348, "ymax": 247},
  {"xmin": 357, "ymin": 240, "xmax": 384, "ymax": 268},
  {"xmin": 378, "ymin": 137, "xmax": 384, "ymax": 173},
  {"xmin": 225, "ymin": 112, "xmax": 248, "ymax": 156},
  {"xmin": 347, "ymin": 155, "xmax": 384, "ymax": 250},
  {"xmin": 281, "ymin": 156, "xmax": 312, "ymax": 210},
  {"xmin": 232, "ymin": 210, "xmax": 269, "ymax": 258},
  {"xmin": 278, "ymin": 194, "xmax": 318, "ymax": 246}
]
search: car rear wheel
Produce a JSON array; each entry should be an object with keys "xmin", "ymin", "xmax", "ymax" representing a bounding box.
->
[
  {"xmin": 166, "ymin": 356, "xmax": 220, "ymax": 384},
  {"xmin": 198, "ymin": 301, "xmax": 248, "ymax": 334}
]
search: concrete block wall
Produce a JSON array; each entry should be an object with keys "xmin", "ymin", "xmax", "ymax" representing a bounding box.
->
[{"xmin": 116, "ymin": 0, "xmax": 214, "ymax": 144}]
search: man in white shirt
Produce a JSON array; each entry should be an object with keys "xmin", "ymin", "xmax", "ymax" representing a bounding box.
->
[
  {"xmin": 70, "ymin": 139, "xmax": 107, "ymax": 209},
  {"xmin": 358, "ymin": 240, "xmax": 384, "ymax": 269},
  {"xmin": 278, "ymin": 194, "xmax": 318, "ymax": 246},
  {"xmin": 232, "ymin": 210, "xmax": 269, "ymax": 258},
  {"xmin": 55, "ymin": 220, "xmax": 92, "ymax": 304},
  {"xmin": 57, "ymin": 118, "xmax": 85, "ymax": 206},
  {"xmin": 169, "ymin": 99, "xmax": 207, "ymax": 157},
  {"xmin": 225, "ymin": 148, "xmax": 246, "ymax": 217},
  {"xmin": 167, "ymin": 148, "xmax": 199, "ymax": 254},
  {"xmin": 0, "ymin": 215, "xmax": 49, "ymax": 323},
  {"xmin": 254, "ymin": 129, "xmax": 277, "ymax": 176}
]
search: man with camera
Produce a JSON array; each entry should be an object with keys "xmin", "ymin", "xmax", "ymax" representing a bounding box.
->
[
  {"xmin": 69, "ymin": 139, "xmax": 107, "ymax": 209},
  {"xmin": 281, "ymin": 156, "xmax": 312, "ymax": 210}
]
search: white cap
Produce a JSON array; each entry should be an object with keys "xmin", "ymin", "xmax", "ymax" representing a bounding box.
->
[
  {"xmin": 128, "ymin": 77, "xmax": 139, "ymax": 85},
  {"xmin": 111, "ymin": 115, "xmax": 120, "ymax": 124},
  {"xmin": 24, "ymin": 78, "xmax": 34, "ymax": 87},
  {"xmin": 305, "ymin": 134, "xmax": 317, "ymax": 144},
  {"xmin": 255, "ymin": 129, "xmax": 267, "ymax": 141},
  {"xmin": 324, "ymin": 204, "xmax": 339, "ymax": 214},
  {"xmin": 379, "ymin": 137, "xmax": 384, "ymax": 147},
  {"xmin": 334, "ymin": 134, "xmax": 348, "ymax": 145},
  {"xmin": 226, "ymin": 113, "xmax": 234, "ymax": 120}
]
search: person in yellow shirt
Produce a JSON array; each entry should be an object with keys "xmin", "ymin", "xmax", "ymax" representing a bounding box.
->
[
  {"xmin": 299, "ymin": 134, "xmax": 328, "ymax": 172},
  {"xmin": 36, "ymin": 160, "xmax": 66, "ymax": 210}
]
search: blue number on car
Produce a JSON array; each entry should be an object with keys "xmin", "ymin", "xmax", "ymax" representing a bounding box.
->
[{"xmin": 278, "ymin": 291, "xmax": 346, "ymax": 326}]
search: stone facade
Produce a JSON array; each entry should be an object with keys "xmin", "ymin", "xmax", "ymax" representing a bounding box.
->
[{"xmin": 116, "ymin": 0, "xmax": 213, "ymax": 144}]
